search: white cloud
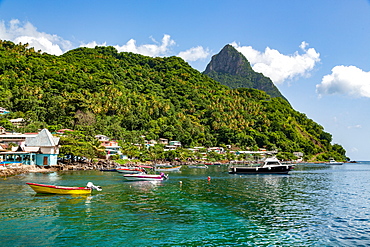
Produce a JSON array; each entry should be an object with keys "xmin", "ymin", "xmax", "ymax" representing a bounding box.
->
[
  {"xmin": 0, "ymin": 19, "xmax": 209, "ymax": 63},
  {"xmin": 177, "ymin": 46, "xmax": 210, "ymax": 62},
  {"xmin": 113, "ymin": 34, "xmax": 176, "ymax": 57},
  {"xmin": 231, "ymin": 41, "xmax": 321, "ymax": 84},
  {"xmin": 81, "ymin": 35, "xmax": 210, "ymax": 63},
  {"xmin": 316, "ymin": 65, "xmax": 370, "ymax": 98},
  {"xmin": 0, "ymin": 19, "xmax": 72, "ymax": 55},
  {"xmin": 348, "ymin": 124, "xmax": 362, "ymax": 129},
  {"xmin": 80, "ymin": 41, "xmax": 107, "ymax": 48}
]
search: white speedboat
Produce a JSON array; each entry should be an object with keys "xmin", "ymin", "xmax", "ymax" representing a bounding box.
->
[{"xmin": 326, "ymin": 158, "xmax": 343, "ymax": 165}]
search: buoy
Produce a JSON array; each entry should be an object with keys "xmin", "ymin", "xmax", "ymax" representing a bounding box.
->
[
  {"xmin": 179, "ymin": 181, "xmax": 182, "ymax": 184},
  {"xmin": 207, "ymin": 176, "xmax": 211, "ymax": 181}
]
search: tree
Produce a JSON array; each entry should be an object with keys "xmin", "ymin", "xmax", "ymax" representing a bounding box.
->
[{"xmin": 59, "ymin": 131, "xmax": 97, "ymax": 161}]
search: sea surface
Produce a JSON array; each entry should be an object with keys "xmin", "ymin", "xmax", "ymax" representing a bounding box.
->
[{"xmin": 1, "ymin": 162, "xmax": 370, "ymax": 246}]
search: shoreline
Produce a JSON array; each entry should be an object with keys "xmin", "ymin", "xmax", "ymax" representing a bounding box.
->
[{"xmin": 0, "ymin": 160, "xmax": 355, "ymax": 178}]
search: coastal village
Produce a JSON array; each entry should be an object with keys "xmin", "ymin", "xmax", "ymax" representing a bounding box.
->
[{"xmin": 0, "ymin": 107, "xmax": 302, "ymax": 177}]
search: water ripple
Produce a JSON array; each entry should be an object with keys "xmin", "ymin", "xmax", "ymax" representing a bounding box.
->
[{"xmin": 2, "ymin": 165, "xmax": 370, "ymax": 246}]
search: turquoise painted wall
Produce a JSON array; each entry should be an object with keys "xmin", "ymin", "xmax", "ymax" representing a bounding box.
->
[{"xmin": 35, "ymin": 154, "xmax": 58, "ymax": 166}]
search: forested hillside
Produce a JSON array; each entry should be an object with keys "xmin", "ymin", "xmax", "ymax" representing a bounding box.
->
[{"xmin": 0, "ymin": 40, "xmax": 347, "ymax": 161}]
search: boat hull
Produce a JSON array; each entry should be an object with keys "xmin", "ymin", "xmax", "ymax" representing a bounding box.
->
[
  {"xmin": 116, "ymin": 168, "xmax": 145, "ymax": 174},
  {"xmin": 229, "ymin": 165, "xmax": 293, "ymax": 174},
  {"xmin": 326, "ymin": 159, "xmax": 343, "ymax": 165},
  {"xmin": 155, "ymin": 166, "xmax": 181, "ymax": 172},
  {"xmin": 26, "ymin": 183, "xmax": 92, "ymax": 195},
  {"xmin": 326, "ymin": 162, "xmax": 343, "ymax": 165},
  {"xmin": 123, "ymin": 174, "xmax": 167, "ymax": 181},
  {"xmin": 188, "ymin": 165, "xmax": 208, "ymax": 169},
  {"xmin": 100, "ymin": 169, "xmax": 117, "ymax": 172}
]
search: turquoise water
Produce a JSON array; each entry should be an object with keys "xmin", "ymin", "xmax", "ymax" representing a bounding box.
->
[{"xmin": 1, "ymin": 162, "xmax": 370, "ymax": 246}]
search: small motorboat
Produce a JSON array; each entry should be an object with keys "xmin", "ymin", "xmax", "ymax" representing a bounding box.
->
[
  {"xmin": 154, "ymin": 163, "xmax": 172, "ymax": 167},
  {"xmin": 155, "ymin": 165, "xmax": 181, "ymax": 172},
  {"xmin": 188, "ymin": 165, "xmax": 208, "ymax": 169},
  {"xmin": 123, "ymin": 172, "xmax": 168, "ymax": 181},
  {"xmin": 229, "ymin": 157, "xmax": 294, "ymax": 174},
  {"xmin": 326, "ymin": 158, "xmax": 343, "ymax": 165},
  {"xmin": 100, "ymin": 168, "xmax": 118, "ymax": 172},
  {"xmin": 26, "ymin": 182, "xmax": 102, "ymax": 195},
  {"xmin": 116, "ymin": 167, "xmax": 146, "ymax": 174}
]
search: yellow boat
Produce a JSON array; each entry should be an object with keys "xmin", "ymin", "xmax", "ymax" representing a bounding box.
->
[{"xmin": 26, "ymin": 182, "xmax": 101, "ymax": 195}]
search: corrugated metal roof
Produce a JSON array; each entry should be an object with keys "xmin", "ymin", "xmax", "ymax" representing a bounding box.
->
[
  {"xmin": 24, "ymin": 147, "xmax": 40, "ymax": 152},
  {"xmin": 25, "ymin": 129, "xmax": 60, "ymax": 147}
]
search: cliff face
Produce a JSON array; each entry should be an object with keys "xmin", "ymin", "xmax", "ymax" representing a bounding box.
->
[{"xmin": 203, "ymin": 44, "xmax": 286, "ymax": 100}]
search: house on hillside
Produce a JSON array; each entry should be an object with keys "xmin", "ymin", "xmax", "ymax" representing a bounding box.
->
[
  {"xmin": 0, "ymin": 107, "xmax": 10, "ymax": 114},
  {"xmin": 169, "ymin": 141, "xmax": 181, "ymax": 147},
  {"xmin": 95, "ymin": 134, "xmax": 110, "ymax": 142},
  {"xmin": 293, "ymin": 152, "xmax": 304, "ymax": 161},
  {"xmin": 56, "ymin": 129, "xmax": 74, "ymax": 135},
  {"xmin": 145, "ymin": 139, "xmax": 157, "ymax": 148},
  {"xmin": 9, "ymin": 118, "xmax": 25, "ymax": 128},
  {"xmin": 208, "ymin": 147, "xmax": 225, "ymax": 154},
  {"xmin": 158, "ymin": 138, "xmax": 168, "ymax": 145},
  {"xmin": 0, "ymin": 132, "xmax": 38, "ymax": 146},
  {"xmin": 95, "ymin": 134, "xmax": 126, "ymax": 159}
]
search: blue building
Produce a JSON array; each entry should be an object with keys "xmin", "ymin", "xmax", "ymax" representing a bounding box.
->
[{"xmin": 25, "ymin": 129, "xmax": 60, "ymax": 166}]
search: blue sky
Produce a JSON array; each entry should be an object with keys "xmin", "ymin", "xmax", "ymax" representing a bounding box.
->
[{"xmin": 0, "ymin": 0, "xmax": 369, "ymax": 160}]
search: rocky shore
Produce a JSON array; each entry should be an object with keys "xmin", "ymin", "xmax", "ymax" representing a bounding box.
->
[{"xmin": 0, "ymin": 160, "xmax": 121, "ymax": 178}]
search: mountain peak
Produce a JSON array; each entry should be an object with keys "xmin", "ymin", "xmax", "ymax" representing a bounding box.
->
[
  {"xmin": 204, "ymin": 44, "xmax": 252, "ymax": 76},
  {"xmin": 203, "ymin": 44, "xmax": 286, "ymax": 100}
]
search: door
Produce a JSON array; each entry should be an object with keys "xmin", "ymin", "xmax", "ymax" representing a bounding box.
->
[{"xmin": 43, "ymin": 156, "xmax": 48, "ymax": 166}]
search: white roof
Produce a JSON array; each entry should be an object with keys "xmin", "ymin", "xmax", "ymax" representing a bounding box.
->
[
  {"xmin": 9, "ymin": 118, "xmax": 24, "ymax": 123},
  {"xmin": 25, "ymin": 129, "xmax": 59, "ymax": 147}
]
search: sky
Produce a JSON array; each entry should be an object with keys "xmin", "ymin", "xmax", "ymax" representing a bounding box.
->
[{"xmin": 0, "ymin": 0, "xmax": 369, "ymax": 160}]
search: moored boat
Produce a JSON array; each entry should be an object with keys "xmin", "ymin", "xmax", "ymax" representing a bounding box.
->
[
  {"xmin": 26, "ymin": 182, "xmax": 102, "ymax": 195},
  {"xmin": 326, "ymin": 158, "xmax": 343, "ymax": 165},
  {"xmin": 155, "ymin": 165, "xmax": 181, "ymax": 172},
  {"xmin": 188, "ymin": 165, "xmax": 208, "ymax": 169},
  {"xmin": 116, "ymin": 167, "xmax": 146, "ymax": 174},
  {"xmin": 123, "ymin": 172, "xmax": 168, "ymax": 181},
  {"xmin": 229, "ymin": 157, "xmax": 294, "ymax": 174},
  {"xmin": 100, "ymin": 168, "xmax": 118, "ymax": 172}
]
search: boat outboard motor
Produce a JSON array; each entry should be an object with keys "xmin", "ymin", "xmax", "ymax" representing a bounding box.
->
[
  {"xmin": 86, "ymin": 182, "xmax": 102, "ymax": 191},
  {"xmin": 160, "ymin": 172, "xmax": 169, "ymax": 179}
]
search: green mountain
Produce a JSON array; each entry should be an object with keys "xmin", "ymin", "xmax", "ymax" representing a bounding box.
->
[
  {"xmin": 204, "ymin": 44, "xmax": 286, "ymax": 100},
  {"xmin": 0, "ymin": 40, "xmax": 347, "ymax": 161}
]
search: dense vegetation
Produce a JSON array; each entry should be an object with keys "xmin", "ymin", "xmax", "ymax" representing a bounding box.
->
[{"xmin": 0, "ymin": 40, "xmax": 347, "ymax": 161}]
